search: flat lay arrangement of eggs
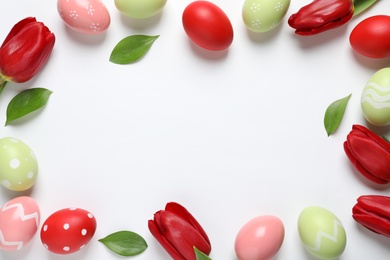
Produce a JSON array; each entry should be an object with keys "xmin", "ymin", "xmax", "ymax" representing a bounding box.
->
[{"xmin": 2, "ymin": 0, "xmax": 390, "ymax": 259}]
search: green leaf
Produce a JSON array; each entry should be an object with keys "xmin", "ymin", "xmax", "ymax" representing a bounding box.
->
[
  {"xmin": 0, "ymin": 81, "xmax": 7, "ymax": 95},
  {"xmin": 5, "ymin": 88, "xmax": 52, "ymax": 125},
  {"xmin": 324, "ymin": 93, "xmax": 351, "ymax": 136},
  {"xmin": 98, "ymin": 231, "xmax": 148, "ymax": 256},
  {"xmin": 382, "ymin": 135, "xmax": 390, "ymax": 143},
  {"xmin": 353, "ymin": 0, "xmax": 379, "ymax": 16},
  {"xmin": 194, "ymin": 247, "xmax": 212, "ymax": 260},
  {"xmin": 109, "ymin": 35, "xmax": 159, "ymax": 64}
]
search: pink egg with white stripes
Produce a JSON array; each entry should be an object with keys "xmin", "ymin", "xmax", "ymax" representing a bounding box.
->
[
  {"xmin": 57, "ymin": 0, "xmax": 110, "ymax": 34},
  {"xmin": 40, "ymin": 208, "xmax": 96, "ymax": 254},
  {"xmin": 0, "ymin": 196, "xmax": 40, "ymax": 251}
]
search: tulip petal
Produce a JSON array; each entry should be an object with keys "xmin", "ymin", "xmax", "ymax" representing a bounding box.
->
[
  {"xmin": 158, "ymin": 211, "xmax": 211, "ymax": 260},
  {"xmin": 345, "ymin": 133, "xmax": 390, "ymax": 182},
  {"xmin": 353, "ymin": 125, "xmax": 390, "ymax": 154},
  {"xmin": 1, "ymin": 17, "xmax": 37, "ymax": 48},
  {"xmin": 352, "ymin": 196, "xmax": 390, "ymax": 237},
  {"xmin": 165, "ymin": 202, "xmax": 211, "ymax": 246},
  {"xmin": 303, "ymin": 10, "xmax": 353, "ymax": 35},
  {"xmin": 288, "ymin": 0, "xmax": 354, "ymax": 35},
  {"xmin": 357, "ymin": 195, "xmax": 390, "ymax": 219},
  {"xmin": 343, "ymin": 141, "xmax": 388, "ymax": 184},
  {"xmin": 353, "ymin": 213, "xmax": 390, "ymax": 237},
  {"xmin": 148, "ymin": 217, "xmax": 186, "ymax": 260},
  {"xmin": 0, "ymin": 18, "xmax": 55, "ymax": 83}
]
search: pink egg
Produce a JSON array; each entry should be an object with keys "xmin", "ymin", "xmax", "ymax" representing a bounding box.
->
[
  {"xmin": 57, "ymin": 0, "xmax": 110, "ymax": 34},
  {"xmin": 0, "ymin": 196, "xmax": 40, "ymax": 251},
  {"xmin": 234, "ymin": 215, "xmax": 284, "ymax": 260}
]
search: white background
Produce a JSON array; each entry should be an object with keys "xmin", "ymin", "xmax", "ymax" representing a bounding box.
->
[{"xmin": 1, "ymin": 0, "xmax": 390, "ymax": 259}]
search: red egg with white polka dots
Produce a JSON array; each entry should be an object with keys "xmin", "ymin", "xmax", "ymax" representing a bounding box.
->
[{"xmin": 40, "ymin": 207, "xmax": 96, "ymax": 254}]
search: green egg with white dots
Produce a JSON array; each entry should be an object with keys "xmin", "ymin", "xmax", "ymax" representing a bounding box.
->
[
  {"xmin": 298, "ymin": 206, "xmax": 346, "ymax": 260},
  {"xmin": 0, "ymin": 137, "xmax": 38, "ymax": 191},
  {"xmin": 242, "ymin": 0, "xmax": 290, "ymax": 33}
]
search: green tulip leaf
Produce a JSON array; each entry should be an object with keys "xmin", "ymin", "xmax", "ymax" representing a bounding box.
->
[
  {"xmin": 194, "ymin": 247, "xmax": 212, "ymax": 260},
  {"xmin": 353, "ymin": 0, "xmax": 379, "ymax": 16},
  {"xmin": 109, "ymin": 35, "xmax": 159, "ymax": 64},
  {"xmin": 98, "ymin": 231, "xmax": 147, "ymax": 256},
  {"xmin": 324, "ymin": 93, "xmax": 351, "ymax": 136},
  {"xmin": 382, "ymin": 135, "xmax": 390, "ymax": 143},
  {"xmin": 5, "ymin": 88, "xmax": 52, "ymax": 125},
  {"xmin": 0, "ymin": 81, "xmax": 7, "ymax": 95}
]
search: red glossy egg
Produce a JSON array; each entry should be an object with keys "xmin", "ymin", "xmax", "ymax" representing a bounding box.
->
[
  {"xmin": 40, "ymin": 208, "xmax": 96, "ymax": 254},
  {"xmin": 350, "ymin": 15, "xmax": 390, "ymax": 58},
  {"xmin": 182, "ymin": 1, "xmax": 234, "ymax": 51}
]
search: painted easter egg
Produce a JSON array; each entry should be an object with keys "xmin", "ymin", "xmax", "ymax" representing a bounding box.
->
[
  {"xmin": 57, "ymin": 0, "xmax": 110, "ymax": 34},
  {"xmin": 242, "ymin": 0, "xmax": 290, "ymax": 33},
  {"xmin": 114, "ymin": 0, "xmax": 167, "ymax": 19},
  {"xmin": 298, "ymin": 206, "xmax": 346, "ymax": 260},
  {"xmin": 361, "ymin": 68, "xmax": 390, "ymax": 126},
  {"xmin": 0, "ymin": 196, "xmax": 40, "ymax": 251},
  {"xmin": 235, "ymin": 215, "xmax": 284, "ymax": 260},
  {"xmin": 40, "ymin": 208, "xmax": 97, "ymax": 254},
  {"xmin": 0, "ymin": 137, "xmax": 38, "ymax": 191},
  {"xmin": 182, "ymin": 1, "xmax": 234, "ymax": 51},
  {"xmin": 350, "ymin": 15, "xmax": 390, "ymax": 58}
]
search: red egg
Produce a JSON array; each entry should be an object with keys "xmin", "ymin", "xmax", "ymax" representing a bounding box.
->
[
  {"xmin": 350, "ymin": 15, "xmax": 390, "ymax": 58},
  {"xmin": 40, "ymin": 208, "xmax": 96, "ymax": 254},
  {"xmin": 182, "ymin": 1, "xmax": 233, "ymax": 51}
]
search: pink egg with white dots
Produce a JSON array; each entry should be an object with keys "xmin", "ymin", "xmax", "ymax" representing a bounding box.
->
[
  {"xmin": 57, "ymin": 0, "xmax": 110, "ymax": 34},
  {"xmin": 40, "ymin": 207, "xmax": 96, "ymax": 254}
]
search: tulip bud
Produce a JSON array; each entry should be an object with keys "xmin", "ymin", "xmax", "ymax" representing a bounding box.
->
[
  {"xmin": 344, "ymin": 124, "xmax": 390, "ymax": 184},
  {"xmin": 353, "ymin": 195, "xmax": 390, "ymax": 237},
  {"xmin": 0, "ymin": 17, "xmax": 55, "ymax": 84},
  {"xmin": 148, "ymin": 202, "xmax": 211, "ymax": 260},
  {"xmin": 288, "ymin": 0, "xmax": 354, "ymax": 35}
]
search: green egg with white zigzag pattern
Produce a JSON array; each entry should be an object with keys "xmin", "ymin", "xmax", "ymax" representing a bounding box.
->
[
  {"xmin": 298, "ymin": 206, "xmax": 346, "ymax": 260},
  {"xmin": 361, "ymin": 68, "xmax": 390, "ymax": 126}
]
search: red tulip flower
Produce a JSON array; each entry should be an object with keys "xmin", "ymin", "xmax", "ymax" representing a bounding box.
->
[
  {"xmin": 353, "ymin": 195, "xmax": 390, "ymax": 237},
  {"xmin": 288, "ymin": 0, "xmax": 354, "ymax": 36},
  {"xmin": 0, "ymin": 17, "xmax": 55, "ymax": 86},
  {"xmin": 148, "ymin": 202, "xmax": 211, "ymax": 260},
  {"xmin": 344, "ymin": 124, "xmax": 390, "ymax": 184}
]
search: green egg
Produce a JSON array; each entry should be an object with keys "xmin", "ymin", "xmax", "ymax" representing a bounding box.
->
[
  {"xmin": 114, "ymin": 0, "xmax": 167, "ymax": 19},
  {"xmin": 361, "ymin": 67, "xmax": 390, "ymax": 126},
  {"xmin": 298, "ymin": 206, "xmax": 346, "ymax": 260},
  {"xmin": 0, "ymin": 137, "xmax": 38, "ymax": 191},
  {"xmin": 242, "ymin": 0, "xmax": 290, "ymax": 33}
]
